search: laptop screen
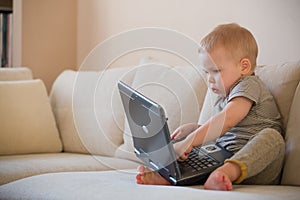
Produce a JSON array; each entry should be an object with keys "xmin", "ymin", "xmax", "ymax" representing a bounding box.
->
[{"xmin": 118, "ymin": 81, "xmax": 180, "ymax": 178}]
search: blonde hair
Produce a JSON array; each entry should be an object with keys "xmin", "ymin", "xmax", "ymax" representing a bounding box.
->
[{"xmin": 200, "ymin": 23, "xmax": 258, "ymax": 69}]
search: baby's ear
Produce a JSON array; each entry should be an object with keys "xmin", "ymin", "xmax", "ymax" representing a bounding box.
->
[{"xmin": 240, "ymin": 58, "xmax": 252, "ymax": 75}]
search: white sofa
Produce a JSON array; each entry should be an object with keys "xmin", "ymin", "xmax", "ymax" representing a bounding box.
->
[{"xmin": 0, "ymin": 61, "xmax": 300, "ymax": 200}]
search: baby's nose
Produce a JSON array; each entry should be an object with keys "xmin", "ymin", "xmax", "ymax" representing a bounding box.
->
[{"xmin": 208, "ymin": 75, "xmax": 215, "ymax": 83}]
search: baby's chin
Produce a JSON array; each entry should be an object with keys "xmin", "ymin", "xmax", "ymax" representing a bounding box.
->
[{"xmin": 211, "ymin": 88, "xmax": 226, "ymax": 97}]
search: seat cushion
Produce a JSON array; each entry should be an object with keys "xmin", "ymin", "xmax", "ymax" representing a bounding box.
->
[
  {"xmin": 0, "ymin": 170, "xmax": 299, "ymax": 200},
  {"xmin": 0, "ymin": 80, "xmax": 62, "ymax": 155},
  {"xmin": 0, "ymin": 153, "xmax": 139, "ymax": 185}
]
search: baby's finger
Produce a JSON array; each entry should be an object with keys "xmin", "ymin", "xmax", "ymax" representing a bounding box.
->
[
  {"xmin": 171, "ymin": 129, "xmax": 180, "ymax": 139},
  {"xmin": 179, "ymin": 153, "xmax": 189, "ymax": 161}
]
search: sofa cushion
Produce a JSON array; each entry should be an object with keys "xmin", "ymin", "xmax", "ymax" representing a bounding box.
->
[
  {"xmin": 0, "ymin": 67, "xmax": 33, "ymax": 81},
  {"xmin": 281, "ymin": 83, "xmax": 300, "ymax": 186},
  {"xmin": 255, "ymin": 62, "xmax": 300, "ymax": 186},
  {"xmin": 50, "ymin": 70, "xmax": 88, "ymax": 153},
  {"xmin": 255, "ymin": 61, "xmax": 300, "ymax": 130},
  {"xmin": 115, "ymin": 63, "xmax": 207, "ymax": 162},
  {"xmin": 50, "ymin": 67, "xmax": 136, "ymax": 156},
  {"xmin": 0, "ymin": 153, "xmax": 139, "ymax": 185},
  {"xmin": 1, "ymin": 170, "xmax": 299, "ymax": 200},
  {"xmin": 0, "ymin": 80, "xmax": 62, "ymax": 155}
]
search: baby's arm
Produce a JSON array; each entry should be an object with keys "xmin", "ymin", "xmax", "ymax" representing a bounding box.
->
[{"xmin": 175, "ymin": 96, "xmax": 253, "ymax": 160}]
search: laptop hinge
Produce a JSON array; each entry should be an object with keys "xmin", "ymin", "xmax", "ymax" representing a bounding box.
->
[
  {"xmin": 149, "ymin": 160, "xmax": 159, "ymax": 170},
  {"xmin": 169, "ymin": 176, "xmax": 177, "ymax": 185},
  {"xmin": 134, "ymin": 148, "xmax": 141, "ymax": 155}
]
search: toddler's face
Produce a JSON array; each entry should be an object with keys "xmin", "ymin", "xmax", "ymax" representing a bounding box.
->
[{"xmin": 201, "ymin": 46, "xmax": 242, "ymax": 97}]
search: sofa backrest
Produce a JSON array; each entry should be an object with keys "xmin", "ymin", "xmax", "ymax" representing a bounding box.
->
[
  {"xmin": 0, "ymin": 67, "xmax": 33, "ymax": 81},
  {"xmin": 50, "ymin": 64, "xmax": 208, "ymax": 159},
  {"xmin": 281, "ymin": 79, "xmax": 300, "ymax": 186},
  {"xmin": 50, "ymin": 61, "xmax": 300, "ymax": 186},
  {"xmin": 256, "ymin": 61, "xmax": 300, "ymax": 186},
  {"xmin": 50, "ymin": 67, "xmax": 137, "ymax": 156}
]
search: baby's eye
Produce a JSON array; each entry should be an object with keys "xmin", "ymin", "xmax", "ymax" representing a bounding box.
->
[
  {"xmin": 213, "ymin": 69, "xmax": 221, "ymax": 73},
  {"xmin": 202, "ymin": 69, "xmax": 209, "ymax": 74}
]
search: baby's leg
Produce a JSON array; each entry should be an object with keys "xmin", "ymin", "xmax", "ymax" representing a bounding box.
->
[
  {"xmin": 232, "ymin": 128, "xmax": 285, "ymax": 184},
  {"xmin": 136, "ymin": 165, "xmax": 171, "ymax": 185},
  {"xmin": 205, "ymin": 128, "xmax": 285, "ymax": 190},
  {"xmin": 204, "ymin": 162, "xmax": 241, "ymax": 191}
]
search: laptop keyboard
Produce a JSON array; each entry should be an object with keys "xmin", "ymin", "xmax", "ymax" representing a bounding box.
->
[{"xmin": 182, "ymin": 147, "xmax": 219, "ymax": 172}]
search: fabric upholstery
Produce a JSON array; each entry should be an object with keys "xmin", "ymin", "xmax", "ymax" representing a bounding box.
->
[
  {"xmin": 0, "ymin": 67, "xmax": 33, "ymax": 81},
  {"xmin": 0, "ymin": 170, "xmax": 299, "ymax": 200},
  {"xmin": 0, "ymin": 60, "xmax": 299, "ymax": 199},
  {"xmin": 248, "ymin": 62, "xmax": 300, "ymax": 186},
  {"xmin": 281, "ymin": 83, "xmax": 300, "ymax": 186},
  {"xmin": 50, "ymin": 67, "xmax": 136, "ymax": 156},
  {"xmin": 0, "ymin": 80, "xmax": 62, "ymax": 155},
  {"xmin": 50, "ymin": 70, "xmax": 88, "ymax": 153},
  {"xmin": 255, "ymin": 61, "xmax": 300, "ymax": 130},
  {"xmin": 0, "ymin": 153, "xmax": 139, "ymax": 185}
]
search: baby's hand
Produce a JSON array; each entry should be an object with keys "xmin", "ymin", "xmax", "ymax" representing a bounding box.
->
[
  {"xmin": 171, "ymin": 123, "xmax": 199, "ymax": 141},
  {"xmin": 173, "ymin": 137, "xmax": 194, "ymax": 161}
]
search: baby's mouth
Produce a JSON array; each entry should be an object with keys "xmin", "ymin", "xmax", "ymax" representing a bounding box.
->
[{"xmin": 211, "ymin": 87, "xmax": 218, "ymax": 93}]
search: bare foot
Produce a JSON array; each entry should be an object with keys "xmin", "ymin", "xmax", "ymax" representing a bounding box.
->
[
  {"xmin": 204, "ymin": 161, "xmax": 241, "ymax": 191},
  {"xmin": 136, "ymin": 165, "xmax": 171, "ymax": 185},
  {"xmin": 204, "ymin": 170, "xmax": 233, "ymax": 191}
]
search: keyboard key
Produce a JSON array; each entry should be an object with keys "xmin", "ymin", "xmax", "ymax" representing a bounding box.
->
[{"xmin": 182, "ymin": 148, "xmax": 219, "ymax": 172}]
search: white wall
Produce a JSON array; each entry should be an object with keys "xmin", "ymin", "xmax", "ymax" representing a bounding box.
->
[{"xmin": 77, "ymin": 0, "xmax": 300, "ymax": 67}]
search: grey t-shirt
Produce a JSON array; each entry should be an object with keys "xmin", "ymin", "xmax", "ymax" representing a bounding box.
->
[{"xmin": 215, "ymin": 75, "xmax": 282, "ymax": 153}]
